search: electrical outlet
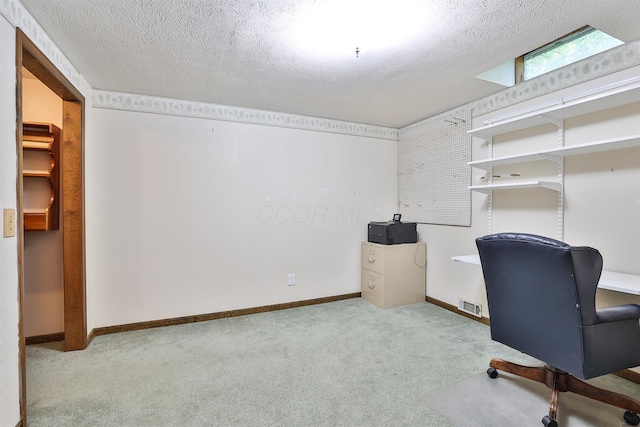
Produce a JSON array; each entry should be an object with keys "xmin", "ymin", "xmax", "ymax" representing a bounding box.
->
[
  {"xmin": 3, "ymin": 209, "xmax": 16, "ymax": 238},
  {"xmin": 288, "ymin": 274, "xmax": 295, "ymax": 286}
]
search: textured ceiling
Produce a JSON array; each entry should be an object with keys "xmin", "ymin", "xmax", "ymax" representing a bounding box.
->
[{"xmin": 20, "ymin": 0, "xmax": 640, "ymax": 128}]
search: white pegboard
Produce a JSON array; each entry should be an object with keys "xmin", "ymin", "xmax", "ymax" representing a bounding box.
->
[{"xmin": 399, "ymin": 110, "xmax": 471, "ymax": 226}]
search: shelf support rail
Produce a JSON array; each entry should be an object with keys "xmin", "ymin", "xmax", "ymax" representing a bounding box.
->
[
  {"xmin": 538, "ymin": 114, "xmax": 566, "ymax": 240},
  {"xmin": 553, "ymin": 118, "xmax": 565, "ymax": 241},
  {"xmin": 487, "ymin": 136, "xmax": 494, "ymax": 235},
  {"xmin": 557, "ymin": 158, "xmax": 565, "ymax": 240}
]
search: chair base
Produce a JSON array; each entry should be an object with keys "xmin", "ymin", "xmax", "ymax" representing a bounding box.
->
[{"xmin": 488, "ymin": 358, "xmax": 640, "ymax": 426}]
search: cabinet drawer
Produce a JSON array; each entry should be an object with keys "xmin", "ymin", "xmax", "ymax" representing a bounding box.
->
[
  {"xmin": 361, "ymin": 269, "xmax": 384, "ymax": 300},
  {"xmin": 361, "ymin": 244, "xmax": 384, "ymax": 274}
]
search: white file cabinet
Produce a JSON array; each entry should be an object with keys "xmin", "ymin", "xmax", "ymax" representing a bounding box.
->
[{"xmin": 361, "ymin": 241, "xmax": 426, "ymax": 308}]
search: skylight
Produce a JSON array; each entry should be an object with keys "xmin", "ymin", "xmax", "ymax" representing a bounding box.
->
[
  {"xmin": 523, "ymin": 26, "xmax": 624, "ymax": 80},
  {"xmin": 475, "ymin": 26, "xmax": 624, "ymax": 87}
]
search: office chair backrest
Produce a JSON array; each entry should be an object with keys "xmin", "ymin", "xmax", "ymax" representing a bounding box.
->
[{"xmin": 476, "ymin": 233, "xmax": 603, "ymax": 375}]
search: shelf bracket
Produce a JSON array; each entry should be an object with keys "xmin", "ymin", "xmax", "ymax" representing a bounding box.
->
[
  {"xmin": 538, "ymin": 153, "xmax": 562, "ymax": 164},
  {"xmin": 538, "ymin": 114, "xmax": 563, "ymax": 128},
  {"xmin": 539, "ymin": 114, "xmax": 566, "ymax": 148}
]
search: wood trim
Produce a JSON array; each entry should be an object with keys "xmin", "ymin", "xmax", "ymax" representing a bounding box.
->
[
  {"xmin": 16, "ymin": 30, "xmax": 87, "ymax": 351},
  {"xmin": 25, "ymin": 333, "xmax": 65, "ymax": 345},
  {"xmin": 15, "ymin": 31, "xmax": 26, "ymax": 427},
  {"xmin": 18, "ymin": 30, "xmax": 83, "ymax": 102},
  {"xmin": 62, "ymin": 100, "xmax": 86, "ymax": 351},
  {"xmin": 92, "ymin": 293, "xmax": 361, "ymax": 337},
  {"xmin": 16, "ymin": 28, "xmax": 87, "ymax": 427},
  {"xmin": 515, "ymin": 55, "xmax": 525, "ymax": 85},
  {"xmin": 426, "ymin": 296, "xmax": 490, "ymax": 326},
  {"xmin": 86, "ymin": 328, "xmax": 97, "ymax": 347}
]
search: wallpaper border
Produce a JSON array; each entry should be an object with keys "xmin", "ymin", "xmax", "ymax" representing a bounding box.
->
[
  {"xmin": 92, "ymin": 90, "xmax": 400, "ymax": 141},
  {"xmin": 471, "ymin": 39, "xmax": 640, "ymax": 117},
  {"xmin": 3, "ymin": 0, "xmax": 398, "ymax": 141},
  {"xmin": 0, "ymin": 0, "xmax": 81, "ymax": 88},
  {"xmin": 402, "ymin": 39, "xmax": 640, "ymax": 134},
  {"xmin": 3, "ymin": 0, "xmax": 638, "ymax": 140}
]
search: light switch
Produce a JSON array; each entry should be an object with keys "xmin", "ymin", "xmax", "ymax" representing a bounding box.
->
[{"xmin": 3, "ymin": 209, "xmax": 16, "ymax": 238}]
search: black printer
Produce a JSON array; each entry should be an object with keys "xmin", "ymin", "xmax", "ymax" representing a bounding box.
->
[{"xmin": 368, "ymin": 214, "xmax": 417, "ymax": 245}]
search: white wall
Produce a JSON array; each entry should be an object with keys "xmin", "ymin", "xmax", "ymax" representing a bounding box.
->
[
  {"xmin": 1, "ymin": 3, "xmax": 637, "ymax": 424},
  {"xmin": 22, "ymin": 76, "xmax": 65, "ymax": 337},
  {"xmin": 0, "ymin": 14, "xmax": 20, "ymax": 427},
  {"xmin": 88, "ymin": 108, "xmax": 398, "ymax": 327},
  {"xmin": 421, "ymin": 66, "xmax": 640, "ymax": 316}
]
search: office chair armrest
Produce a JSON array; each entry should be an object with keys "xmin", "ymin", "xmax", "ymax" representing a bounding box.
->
[{"xmin": 595, "ymin": 304, "xmax": 640, "ymax": 323}]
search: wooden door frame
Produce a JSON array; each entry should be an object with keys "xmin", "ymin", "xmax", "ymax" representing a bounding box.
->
[{"xmin": 16, "ymin": 29, "xmax": 86, "ymax": 424}]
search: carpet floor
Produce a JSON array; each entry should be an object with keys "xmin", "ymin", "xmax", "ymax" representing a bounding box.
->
[
  {"xmin": 425, "ymin": 371, "xmax": 636, "ymax": 426},
  {"xmin": 26, "ymin": 298, "xmax": 640, "ymax": 426}
]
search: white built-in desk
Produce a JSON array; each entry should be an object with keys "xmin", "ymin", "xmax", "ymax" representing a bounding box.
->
[
  {"xmin": 451, "ymin": 255, "xmax": 482, "ymax": 265},
  {"xmin": 452, "ymin": 254, "xmax": 640, "ymax": 295}
]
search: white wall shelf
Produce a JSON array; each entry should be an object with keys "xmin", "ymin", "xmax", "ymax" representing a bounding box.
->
[
  {"xmin": 468, "ymin": 76, "xmax": 640, "ymax": 140},
  {"xmin": 467, "ymin": 75, "xmax": 640, "ymax": 241},
  {"xmin": 452, "ymin": 255, "xmax": 640, "ymax": 295},
  {"xmin": 468, "ymin": 134, "xmax": 640, "ymax": 170},
  {"xmin": 470, "ymin": 180, "xmax": 561, "ymax": 193}
]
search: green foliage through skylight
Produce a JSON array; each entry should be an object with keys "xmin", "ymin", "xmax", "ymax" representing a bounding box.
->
[{"xmin": 524, "ymin": 26, "xmax": 624, "ymax": 80}]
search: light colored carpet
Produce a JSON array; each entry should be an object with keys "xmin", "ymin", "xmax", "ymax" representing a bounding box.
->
[
  {"xmin": 26, "ymin": 298, "xmax": 640, "ymax": 426},
  {"xmin": 425, "ymin": 370, "xmax": 636, "ymax": 427}
]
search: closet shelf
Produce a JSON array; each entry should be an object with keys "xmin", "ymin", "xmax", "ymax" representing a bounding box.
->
[
  {"xmin": 470, "ymin": 180, "xmax": 561, "ymax": 193},
  {"xmin": 23, "ymin": 138, "xmax": 54, "ymax": 150},
  {"xmin": 22, "ymin": 122, "xmax": 60, "ymax": 231},
  {"xmin": 23, "ymin": 208, "xmax": 53, "ymax": 231},
  {"xmin": 452, "ymin": 255, "xmax": 640, "ymax": 295},
  {"xmin": 23, "ymin": 169, "xmax": 52, "ymax": 178},
  {"xmin": 468, "ymin": 76, "xmax": 640, "ymax": 140},
  {"xmin": 469, "ymin": 134, "xmax": 640, "ymax": 170}
]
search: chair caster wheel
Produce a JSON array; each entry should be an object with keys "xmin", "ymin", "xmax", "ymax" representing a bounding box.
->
[
  {"xmin": 487, "ymin": 367, "xmax": 498, "ymax": 378},
  {"xmin": 624, "ymin": 411, "xmax": 640, "ymax": 426},
  {"xmin": 542, "ymin": 415, "xmax": 558, "ymax": 427}
]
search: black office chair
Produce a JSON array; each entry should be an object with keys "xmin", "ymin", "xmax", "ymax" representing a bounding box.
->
[{"xmin": 476, "ymin": 233, "xmax": 640, "ymax": 427}]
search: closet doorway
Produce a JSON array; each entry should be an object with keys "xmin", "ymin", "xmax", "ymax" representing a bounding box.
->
[{"xmin": 16, "ymin": 29, "xmax": 86, "ymax": 422}]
